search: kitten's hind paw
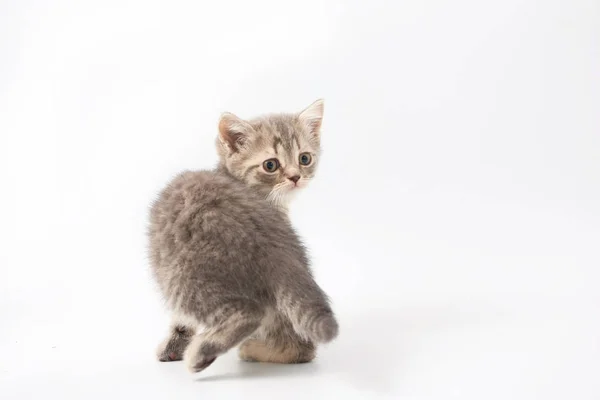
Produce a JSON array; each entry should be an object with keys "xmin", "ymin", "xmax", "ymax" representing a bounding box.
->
[
  {"xmin": 156, "ymin": 325, "xmax": 194, "ymax": 362},
  {"xmin": 157, "ymin": 350, "xmax": 182, "ymax": 362}
]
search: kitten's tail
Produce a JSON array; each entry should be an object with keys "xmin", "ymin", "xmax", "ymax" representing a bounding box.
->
[{"xmin": 276, "ymin": 277, "xmax": 339, "ymax": 344}]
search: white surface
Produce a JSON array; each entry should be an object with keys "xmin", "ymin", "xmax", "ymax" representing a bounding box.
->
[{"xmin": 1, "ymin": 0, "xmax": 599, "ymax": 399}]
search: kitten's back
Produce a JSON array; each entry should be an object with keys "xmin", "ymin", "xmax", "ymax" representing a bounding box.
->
[{"xmin": 148, "ymin": 169, "xmax": 310, "ymax": 320}]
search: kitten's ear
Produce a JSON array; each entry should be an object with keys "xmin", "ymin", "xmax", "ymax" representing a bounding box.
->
[
  {"xmin": 218, "ymin": 112, "xmax": 254, "ymax": 152},
  {"xmin": 298, "ymin": 99, "xmax": 324, "ymax": 138}
]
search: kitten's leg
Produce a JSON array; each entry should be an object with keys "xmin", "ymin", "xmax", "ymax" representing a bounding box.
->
[
  {"xmin": 156, "ymin": 315, "xmax": 197, "ymax": 362},
  {"xmin": 238, "ymin": 312, "xmax": 315, "ymax": 364},
  {"xmin": 238, "ymin": 338, "xmax": 315, "ymax": 364},
  {"xmin": 184, "ymin": 302, "xmax": 263, "ymax": 373}
]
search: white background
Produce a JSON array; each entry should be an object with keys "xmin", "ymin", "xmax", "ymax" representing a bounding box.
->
[{"xmin": 1, "ymin": 0, "xmax": 599, "ymax": 398}]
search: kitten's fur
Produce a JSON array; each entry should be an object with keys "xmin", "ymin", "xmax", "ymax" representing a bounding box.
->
[{"xmin": 148, "ymin": 100, "xmax": 338, "ymax": 373}]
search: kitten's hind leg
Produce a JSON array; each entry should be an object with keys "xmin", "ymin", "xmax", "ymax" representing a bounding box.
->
[
  {"xmin": 184, "ymin": 301, "xmax": 264, "ymax": 373},
  {"xmin": 238, "ymin": 338, "xmax": 315, "ymax": 364},
  {"xmin": 156, "ymin": 316, "xmax": 197, "ymax": 362},
  {"xmin": 238, "ymin": 311, "xmax": 315, "ymax": 364}
]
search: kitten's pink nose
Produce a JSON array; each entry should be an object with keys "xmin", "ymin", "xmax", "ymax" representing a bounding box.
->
[{"xmin": 288, "ymin": 175, "xmax": 300, "ymax": 184}]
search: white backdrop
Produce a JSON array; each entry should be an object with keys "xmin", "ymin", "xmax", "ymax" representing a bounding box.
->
[{"xmin": 1, "ymin": 0, "xmax": 599, "ymax": 399}]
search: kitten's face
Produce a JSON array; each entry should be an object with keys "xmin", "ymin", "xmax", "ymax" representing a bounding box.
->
[{"xmin": 217, "ymin": 100, "xmax": 324, "ymax": 207}]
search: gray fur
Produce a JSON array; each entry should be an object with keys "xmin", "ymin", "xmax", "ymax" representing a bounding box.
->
[{"xmin": 148, "ymin": 100, "xmax": 338, "ymax": 373}]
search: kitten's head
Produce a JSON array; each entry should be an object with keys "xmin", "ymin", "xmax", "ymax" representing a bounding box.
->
[{"xmin": 216, "ymin": 99, "xmax": 324, "ymax": 207}]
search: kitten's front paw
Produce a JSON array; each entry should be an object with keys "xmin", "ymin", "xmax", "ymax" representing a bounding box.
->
[
  {"xmin": 184, "ymin": 340, "xmax": 220, "ymax": 373},
  {"xmin": 189, "ymin": 355, "xmax": 217, "ymax": 373}
]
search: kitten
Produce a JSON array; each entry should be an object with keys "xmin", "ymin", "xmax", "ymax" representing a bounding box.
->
[{"xmin": 148, "ymin": 99, "xmax": 338, "ymax": 373}]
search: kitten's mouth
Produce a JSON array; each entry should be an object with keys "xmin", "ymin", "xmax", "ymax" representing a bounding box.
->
[
  {"xmin": 266, "ymin": 181, "xmax": 304, "ymax": 206},
  {"xmin": 288, "ymin": 182, "xmax": 306, "ymax": 190}
]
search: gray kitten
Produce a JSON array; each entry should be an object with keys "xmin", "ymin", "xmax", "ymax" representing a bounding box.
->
[{"xmin": 148, "ymin": 100, "xmax": 338, "ymax": 373}]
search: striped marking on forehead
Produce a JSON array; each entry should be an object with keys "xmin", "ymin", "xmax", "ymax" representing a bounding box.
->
[
  {"xmin": 272, "ymin": 136, "xmax": 283, "ymax": 155},
  {"xmin": 271, "ymin": 119, "xmax": 302, "ymax": 153}
]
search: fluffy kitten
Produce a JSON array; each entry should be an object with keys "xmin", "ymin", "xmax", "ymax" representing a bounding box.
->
[{"xmin": 148, "ymin": 100, "xmax": 338, "ymax": 373}]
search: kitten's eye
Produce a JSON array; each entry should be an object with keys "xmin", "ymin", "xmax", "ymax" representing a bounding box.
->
[
  {"xmin": 299, "ymin": 153, "xmax": 312, "ymax": 166},
  {"xmin": 263, "ymin": 158, "xmax": 280, "ymax": 173}
]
